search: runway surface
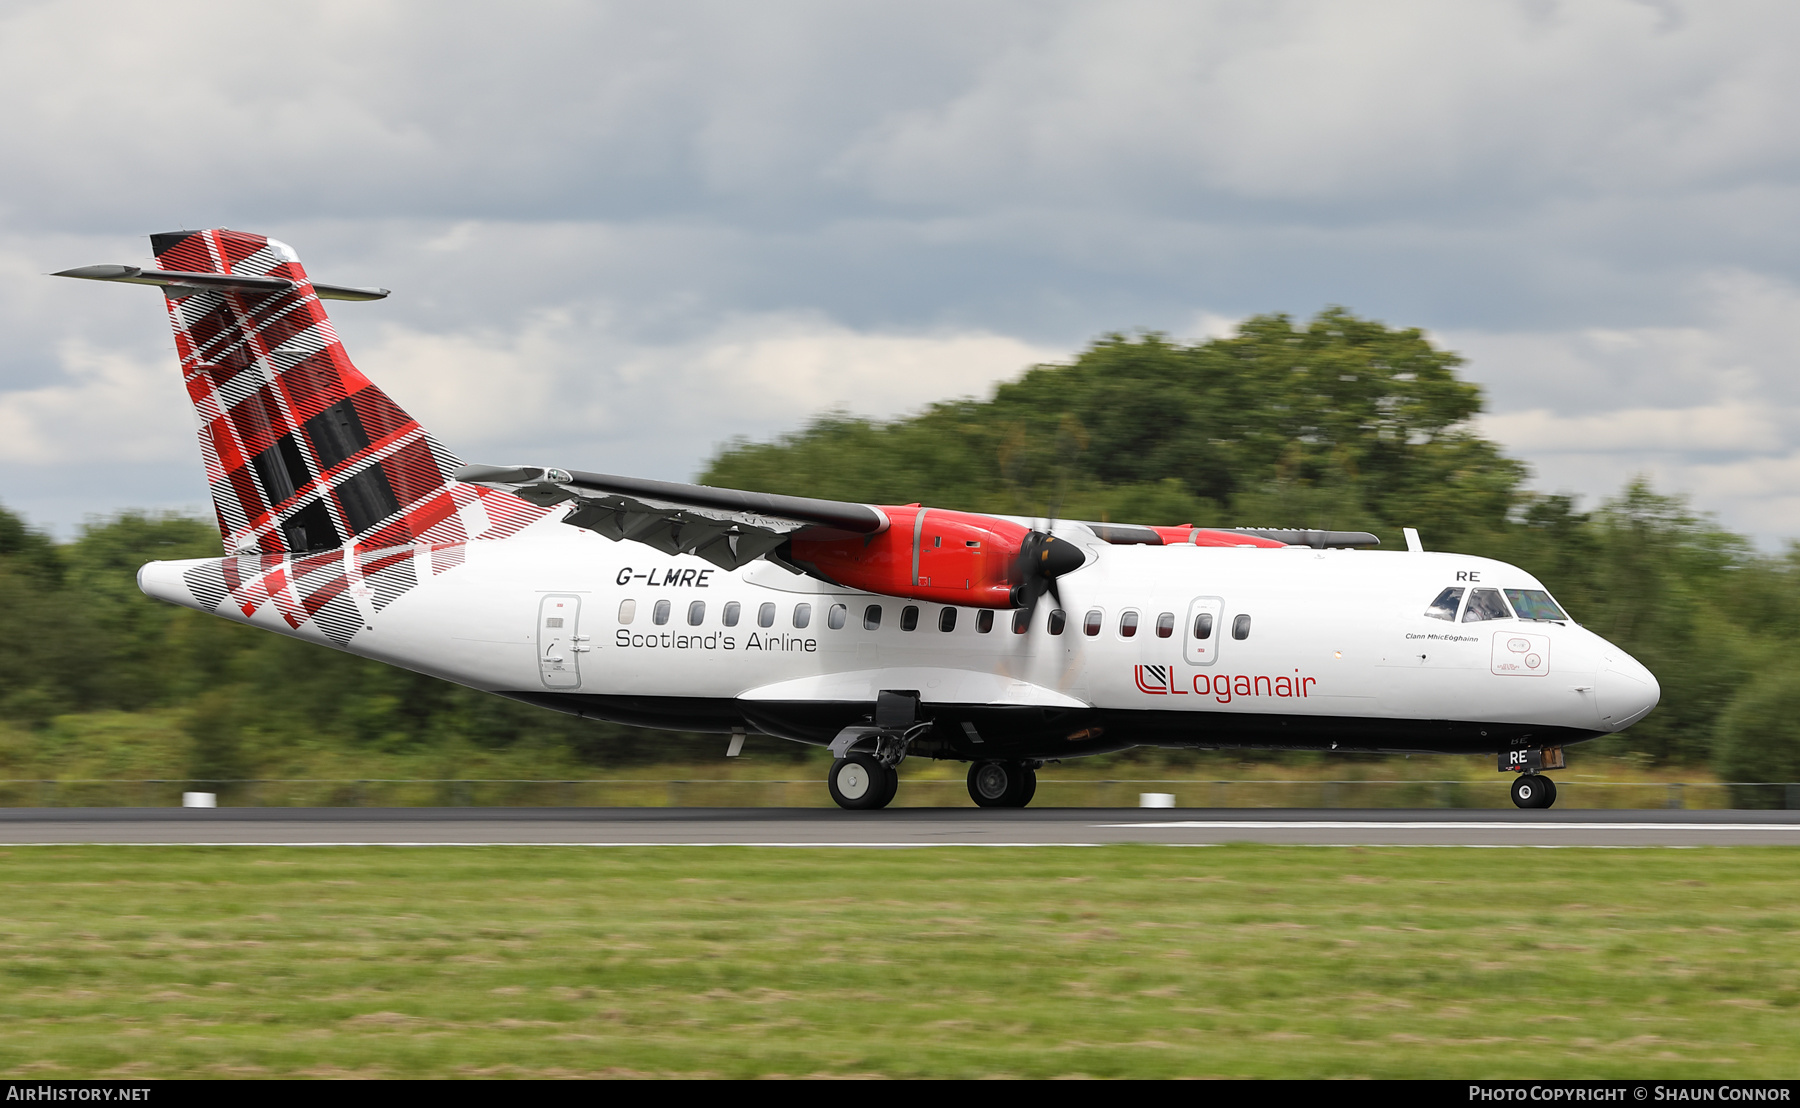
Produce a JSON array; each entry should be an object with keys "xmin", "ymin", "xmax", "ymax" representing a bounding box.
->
[{"xmin": 4, "ymin": 807, "xmax": 1800, "ymax": 846}]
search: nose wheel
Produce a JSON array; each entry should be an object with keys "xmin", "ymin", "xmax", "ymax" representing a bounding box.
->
[
  {"xmin": 1510, "ymin": 773, "xmax": 1557, "ymax": 809},
  {"xmin": 968, "ymin": 760, "xmax": 1037, "ymax": 808}
]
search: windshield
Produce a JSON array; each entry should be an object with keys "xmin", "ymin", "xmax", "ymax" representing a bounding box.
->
[
  {"xmin": 1504, "ymin": 588, "xmax": 1568, "ymax": 621},
  {"xmin": 1424, "ymin": 587, "xmax": 1464, "ymax": 621},
  {"xmin": 1462, "ymin": 588, "xmax": 1512, "ymax": 623}
]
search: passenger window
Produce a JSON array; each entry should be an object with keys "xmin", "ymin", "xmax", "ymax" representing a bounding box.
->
[
  {"xmin": 1424, "ymin": 587, "xmax": 1464, "ymax": 621},
  {"xmin": 864, "ymin": 605, "xmax": 883, "ymax": 630},
  {"xmin": 976, "ymin": 609, "xmax": 994, "ymax": 633},
  {"xmin": 1504, "ymin": 588, "xmax": 1568, "ymax": 621},
  {"xmin": 1012, "ymin": 609, "xmax": 1030, "ymax": 634},
  {"xmin": 1084, "ymin": 609, "xmax": 1102, "ymax": 636},
  {"xmin": 1048, "ymin": 609, "xmax": 1066, "ymax": 635},
  {"xmin": 722, "ymin": 601, "xmax": 741, "ymax": 627},
  {"xmin": 618, "ymin": 599, "xmax": 636, "ymax": 625},
  {"xmin": 939, "ymin": 607, "xmax": 957, "ymax": 632},
  {"xmin": 1119, "ymin": 610, "xmax": 1139, "ymax": 638},
  {"xmin": 757, "ymin": 602, "xmax": 776, "ymax": 628},
  {"xmin": 1192, "ymin": 612, "xmax": 1214, "ymax": 640},
  {"xmin": 687, "ymin": 600, "xmax": 705, "ymax": 626},
  {"xmin": 653, "ymin": 599, "xmax": 671, "ymax": 626},
  {"xmin": 1232, "ymin": 614, "xmax": 1251, "ymax": 640},
  {"xmin": 793, "ymin": 602, "xmax": 811, "ymax": 629},
  {"xmin": 1462, "ymin": 588, "xmax": 1511, "ymax": 623},
  {"xmin": 828, "ymin": 603, "xmax": 847, "ymax": 630},
  {"xmin": 902, "ymin": 605, "xmax": 919, "ymax": 631},
  {"xmin": 1155, "ymin": 612, "xmax": 1175, "ymax": 638}
]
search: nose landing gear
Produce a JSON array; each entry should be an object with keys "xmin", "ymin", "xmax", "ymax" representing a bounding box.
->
[
  {"xmin": 1501, "ymin": 746, "xmax": 1565, "ymax": 809},
  {"xmin": 1510, "ymin": 773, "xmax": 1558, "ymax": 809}
]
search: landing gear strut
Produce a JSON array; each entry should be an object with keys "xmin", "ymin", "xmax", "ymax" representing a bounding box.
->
[
  {"xmin": 968, "ymin": 760, "xmax": 1037, "ymax": 808},
  {"xmin": 1510, "ymin": 773, "xmax": 1558, "ymax": 809},
  {"xmin": 825, "ymin": 692, "xmax": 926, "ymax": 811}
]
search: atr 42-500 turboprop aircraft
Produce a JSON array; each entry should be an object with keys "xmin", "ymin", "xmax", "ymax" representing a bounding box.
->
[{"xmin": 57, "ymin": 230, "xmax": 1660, "ymax": 810}]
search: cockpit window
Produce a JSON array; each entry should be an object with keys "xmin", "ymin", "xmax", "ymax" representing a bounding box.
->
[
  {"xmin": 1424, "ymin": 587, "xmax": 1464, "ymax": 621},
  {"xmin": 1461, "ymin": 588, "xmax": 1512, "ymax": 623},
  {"xmin": 1504, "ymin": 588, "xmax": 1568, "ymax": 621}
]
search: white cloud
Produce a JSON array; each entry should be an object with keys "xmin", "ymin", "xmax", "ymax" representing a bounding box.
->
[
  {"xmin": 358, "ymin": 310, "xmax": 1059, "ymax": 477},
  {"xmin": 0, "ymin": 340, "xmax": 190, "ymax": 466},
  {"xmin": 1451, "ymin": 271, "xmax": 1800, "ymax": 543},
  {"xmin": 7, "ymin": 2, "xmax": 1800, "ymax": 546}
]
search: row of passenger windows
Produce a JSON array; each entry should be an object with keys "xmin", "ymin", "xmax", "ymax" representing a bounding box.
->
[
  {"xmin": 1423, "ymin": 586, "xmax": 1568, "ymax": 624},
  {"xmin": 618, "ymin": 598, "xmax": 1252, "ymax": 639}
]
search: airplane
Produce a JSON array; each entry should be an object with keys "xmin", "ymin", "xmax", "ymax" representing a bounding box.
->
[{"xmin": 55, "ymin": 229, "xmax": 1661, "ymax": 811}]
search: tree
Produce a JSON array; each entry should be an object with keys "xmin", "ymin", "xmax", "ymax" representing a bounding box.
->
[{"xmin": 702, "ymin": 310, "xmax": 1526, "ymax": 544}]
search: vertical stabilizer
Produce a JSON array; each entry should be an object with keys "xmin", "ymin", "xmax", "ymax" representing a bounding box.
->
[{"xmin": 141, "ymin": 228, "xmax": 540, "ymax": 555}]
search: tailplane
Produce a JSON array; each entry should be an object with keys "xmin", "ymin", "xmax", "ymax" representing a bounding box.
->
[{"xmin": 59, "ymin": 229, "xmax": 540, "ymax": 555}]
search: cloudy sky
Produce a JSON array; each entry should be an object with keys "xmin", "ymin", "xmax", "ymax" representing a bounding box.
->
[{"xmin": 5, "ymin": 1, "xmax": 1800, "ymax": 545}]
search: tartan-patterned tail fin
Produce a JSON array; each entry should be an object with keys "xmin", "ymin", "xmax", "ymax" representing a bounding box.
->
[{"xmin": 142, "ymin": 229, "xmax": 539, "ymax": 555}]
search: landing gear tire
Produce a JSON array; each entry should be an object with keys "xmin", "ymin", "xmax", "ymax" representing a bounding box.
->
[
  {"xmin": 879, "ymin": 764, "xmax": 900, "ymax": 808},
  {"xmin": 1511, "ymin": 773, "xmax": 1557, "ymax": 810},
  {"xmin": 968, "ymin": 760, "xmax": 1034, "ymax": 808},
  {"xmin": 830, "ymin": 752, "xmax": 893, "ymax": 810}
]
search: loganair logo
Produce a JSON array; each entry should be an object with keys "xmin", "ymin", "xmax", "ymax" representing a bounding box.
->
[{"xmin": 1134, "ymin": 665, "xmax": 1318, "ymax": 704}]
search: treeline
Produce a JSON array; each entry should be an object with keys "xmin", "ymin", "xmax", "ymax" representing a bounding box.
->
[
  {"xmin": 0, "ymin": 511, "xmax": 742, "ymax": 782},
  {"xmin": 3, "ymin": 308, "xmax": 1797, "ymax": 788}
]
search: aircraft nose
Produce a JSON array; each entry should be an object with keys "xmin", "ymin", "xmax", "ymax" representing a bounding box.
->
[{"xmin": 1596, "ymin": 650, "xmax": 1660, "ymax": 731}]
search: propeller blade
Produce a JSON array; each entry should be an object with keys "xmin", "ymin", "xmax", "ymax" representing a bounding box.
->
[{"xmin": 1010, "ymin": 530, "xmax": 1083, "ymax": 619}]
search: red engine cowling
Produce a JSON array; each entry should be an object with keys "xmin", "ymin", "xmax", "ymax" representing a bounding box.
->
[{"xmin": 787, "ymin": 506, "xmax": 1036, "ymax": 609}]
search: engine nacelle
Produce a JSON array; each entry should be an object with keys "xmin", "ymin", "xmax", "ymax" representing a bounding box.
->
[{"xmin": 787, "ymin": 506, "xmax": 1036, "ymax": 609}]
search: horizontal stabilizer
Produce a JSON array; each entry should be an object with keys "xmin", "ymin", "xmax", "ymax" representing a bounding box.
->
[{"xmin": 53, "ymin": 264, "xmax": 388, "ymax": 301}]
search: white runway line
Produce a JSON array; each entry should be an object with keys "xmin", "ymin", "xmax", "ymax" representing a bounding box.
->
[{"xmin": 1106, "ymin": 820, "xmax": 1800, "ymax": 832}]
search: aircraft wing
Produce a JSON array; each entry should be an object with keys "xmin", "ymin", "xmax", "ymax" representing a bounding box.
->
[
  {"xmin": 454, "ymin": 464, "xmax": 887, "ymax": 571},
  {"xmin": 1080, "ymin": 522, "xmax": 1380, "ymax": 549}
]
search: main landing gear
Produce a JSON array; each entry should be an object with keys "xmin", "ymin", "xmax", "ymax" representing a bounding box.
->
[
  {"xmin": 828, "ymin": 751, "xmax": 899, "ymax": 811},
  {"xmin": 825, "ymin": 691, "xmax": 924, "ymax": 811},
  {"xmin": 1510, "ymin": 774, "xmax": 1558, "ymax": 810},
  {"xmin": 968, "ymin": 760, "xmax": 1037, "ymax": 808}
]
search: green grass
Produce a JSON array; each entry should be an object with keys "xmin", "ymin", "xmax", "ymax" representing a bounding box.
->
[{"xmin": 3, "ymin": 845, "xmax": 1798, "ymax": 1078}]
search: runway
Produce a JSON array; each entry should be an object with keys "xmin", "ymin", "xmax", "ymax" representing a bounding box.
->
[{"xmin": 4, "ymin": 807, "xmax": 1800, "ymax": 846}]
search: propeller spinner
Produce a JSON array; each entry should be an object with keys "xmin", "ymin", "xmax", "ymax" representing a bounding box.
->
[{"xmin": 1009, "ymin": 530, "xmax": 1086, "ymax": 612}]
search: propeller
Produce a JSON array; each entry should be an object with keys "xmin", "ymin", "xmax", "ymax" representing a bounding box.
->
[{"xmin": 1010, "ymin": 529, "xmax": 1085, "ymax": 618}]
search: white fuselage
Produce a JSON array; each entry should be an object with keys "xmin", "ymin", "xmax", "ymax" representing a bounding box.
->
[{"xmin": 137, "ymin": 517, "xmax": 1660, "ymax": 756}]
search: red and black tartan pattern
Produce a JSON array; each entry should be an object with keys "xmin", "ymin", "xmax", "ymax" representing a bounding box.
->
[
  {"xmin": 160, "ymin": 229, "xmax": 546, "ymax": 642},
  {"xmin": 180, "ymin": 544, "xmax": 446, "ymax": 646}
]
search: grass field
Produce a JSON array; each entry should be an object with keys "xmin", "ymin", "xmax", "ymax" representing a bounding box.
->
[{"xmin": 3, "ymin": 845, "xmax": 1798, "ymax": 1078}]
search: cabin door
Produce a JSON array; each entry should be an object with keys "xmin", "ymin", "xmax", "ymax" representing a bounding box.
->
[{"xmin": 537, "ymin": 594, "xmax": 585, "ymax": 689}]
